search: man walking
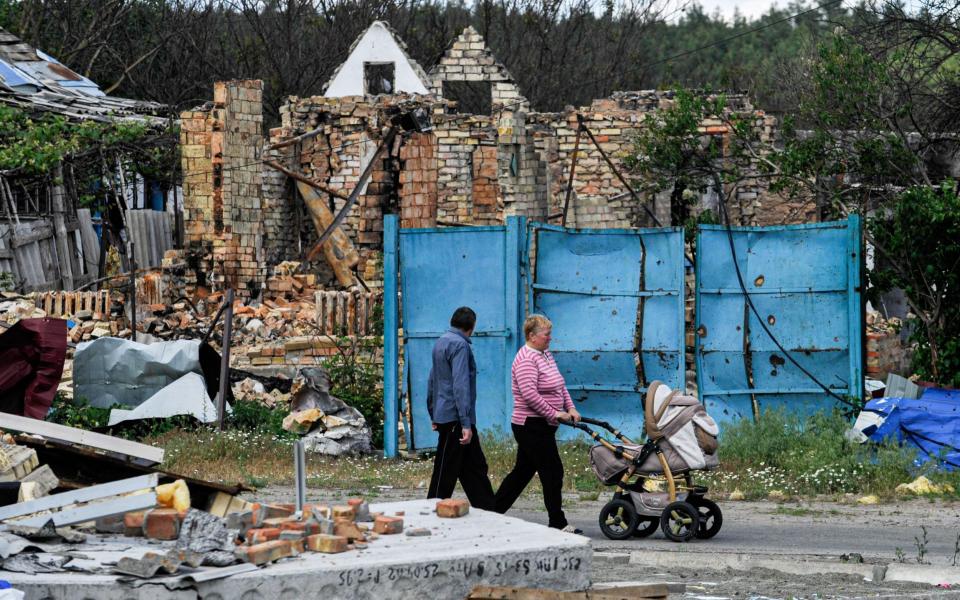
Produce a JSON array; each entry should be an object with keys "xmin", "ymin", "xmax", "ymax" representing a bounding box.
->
[{"xmin": 426, "ymin": 306, "xmax": 496, "ymax": 510}]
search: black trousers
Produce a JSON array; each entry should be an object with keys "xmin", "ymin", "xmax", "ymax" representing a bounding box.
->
[
  {"xmin": 426, "ymin": 422, "xmax": 495, "ymax": 511},
  {"xmin": 494, "ymin": 417, "xmax": 568, "ymax": 529}
]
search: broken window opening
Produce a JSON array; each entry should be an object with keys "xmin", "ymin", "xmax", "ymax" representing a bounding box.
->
[
  {"xmin": 443, "ymin": 80, "xmax": 493, "ymax": 116},
  {"xmin": 364, "ymin": 62, "xmax": 395, "ymax": 96}
]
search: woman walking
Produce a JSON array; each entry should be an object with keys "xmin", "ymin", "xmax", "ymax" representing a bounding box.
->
[{"xmin": 495, "ymin": 314, "xmax": 582, "ymax": 533}]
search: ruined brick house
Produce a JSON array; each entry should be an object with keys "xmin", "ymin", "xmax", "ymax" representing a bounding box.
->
[{"xmin": 177, "ymin": 22, "xmax": 812, "ymax": 299}]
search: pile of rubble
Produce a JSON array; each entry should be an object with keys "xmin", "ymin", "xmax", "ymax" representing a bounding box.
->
[{"xmin": 0, "ymin": 420, "xmax": 472, "ymax": 581}]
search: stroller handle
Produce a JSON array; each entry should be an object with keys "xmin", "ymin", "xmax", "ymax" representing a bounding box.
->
[{"xmin": 563, "ymin": 416, "xmax": 636, "ymax": 444}]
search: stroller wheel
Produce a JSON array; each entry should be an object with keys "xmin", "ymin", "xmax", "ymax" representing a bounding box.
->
[
  {"xmin": 660, "ymin": 501, "xmax": 698, "ymax": 542},
  {"xmin": 692, "ymin": 498, "xmax": 723, "ymax": 539},
  {"xmin": 632, "ymin": 518, "xmax": 658, "ymax": 538},
  {"xmin": 599, "ymin": 499, "xmax": 639, "ymax": 540}
]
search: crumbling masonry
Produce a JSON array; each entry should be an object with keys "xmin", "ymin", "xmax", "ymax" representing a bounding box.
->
[{"xmin": 178, "ymin": 28, "xmax": 815, "ymax": 297}]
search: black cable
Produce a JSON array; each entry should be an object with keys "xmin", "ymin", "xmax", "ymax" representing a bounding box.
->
[
  {"xmin": 901, "ymin": 426, "xmax": 960, "ymax": 470},
  {"xmin": 714, "ymin": 174, "xmax": 860, "ymax": 412}
]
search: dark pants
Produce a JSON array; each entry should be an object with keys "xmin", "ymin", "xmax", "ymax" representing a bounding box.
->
[
  {"xmin": 427, "ymin": 422, "xmax": 496, "ymax": 511},
  {"xmin": 494, "ymin": 417, "xmax": 567, "ymax": 529}
]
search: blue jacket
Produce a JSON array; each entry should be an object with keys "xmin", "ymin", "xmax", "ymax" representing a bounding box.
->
[{"xmin": 427, "ymin": 328, "xmax": 477, "ymax": 429}]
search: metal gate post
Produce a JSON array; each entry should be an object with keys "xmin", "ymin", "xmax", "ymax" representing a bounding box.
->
[
  {"xmin": 383, "ymin": 215, "xmax": 399, "ymax": 458},
  {"xmin": 847, "ymin": 213, "xmax": 864, "ymax": 402}
]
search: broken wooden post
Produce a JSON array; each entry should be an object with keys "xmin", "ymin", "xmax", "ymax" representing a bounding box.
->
[
  {"xmin": 295, "ymin": 181, "xmax": 360, "ymax": 288},
  {"xmin": 217, "ymin": 288, "xmax": 235, "ymax": 431},
  {"xmin": 561, "ymin": 124, "xmax": 583, "ymax": 227},
  {"xmin": 51, "ymin": 164, "xmax": 75, "ymax": 290},
  {"xmin": 129, "ymin": 240, "xmax": 137, "ymax": 339}
]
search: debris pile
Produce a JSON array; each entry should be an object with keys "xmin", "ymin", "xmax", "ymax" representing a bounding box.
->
[
  {"xmin": 285, "ymin": 367, "xmax": 374, "ymax": 455},
  {"xmin": 0, "ymin": 415, "xmax": 471, "ymax": 586}
]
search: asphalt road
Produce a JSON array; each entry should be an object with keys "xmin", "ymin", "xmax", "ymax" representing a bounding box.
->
[{"xmin": 510, "ymin": 497, "xmax": 960, "ymax": 564}]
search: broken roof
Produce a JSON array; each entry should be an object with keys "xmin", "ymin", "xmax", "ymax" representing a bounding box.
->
[
  {"xmin": 323, "ymin": 21, "xmax": 432, "ymax": 97},
  {"xmin": 0, "ymin": 27, "xmax": 166, "ymax": 124}
]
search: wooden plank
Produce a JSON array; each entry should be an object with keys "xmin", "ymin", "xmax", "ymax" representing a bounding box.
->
[
  {"xmin": 77, "ymin": 209, "xmax": 101, "ymax": 277},
  {"xmin": 9, "ymin": 223, "xmax": 53, "ymax": 248},
  {"xmin": 12, "ymin": 490, "xmax": 158, "ymax": 528},
  {"xmin": 147, "ymin": 211, "xmax": 160, "ymax": 267},
  {"xmin": 0, "ymin": 473, "xmax": 158, "ymax": 521},
  {"xmin": 0, "ymin": 413, "xmax": 164, "ymax": 465}
]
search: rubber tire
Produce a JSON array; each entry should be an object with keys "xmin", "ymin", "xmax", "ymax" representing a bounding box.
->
[
  {"xmin": 660, "ymin": 501, "xmax": 699, "ymax": 542},
  {"xmin": 632, "ymin": 518, "xmax": 659, "ymax": 538},
  {"xmin": 692, "ymin": 498, "xmax": 723, "ymax": 539},
  {"xmin": 599, "ymin": 499, "xmax": 639, "ymax": 541}
]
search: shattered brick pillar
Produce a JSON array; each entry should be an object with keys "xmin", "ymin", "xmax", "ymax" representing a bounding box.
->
[
  {"xmin": 180, "ymin": 81, "xmax": 265, "ymax": 299},
  {"xmin": 498, "ymin": 112, "xmax": 545, "ymax": 219},
  {"xmin": 262, "ymin": 127, "xmax": 297, "ymax": 267},
  {"xmin": 471, "ymin": 144, "xmax": 500, "ymax": 224},
  {"xmin": 399, "ymin": 132, "xmax": 438, "ymax": 228}
]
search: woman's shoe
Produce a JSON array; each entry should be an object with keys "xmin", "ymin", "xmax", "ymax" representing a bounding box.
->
[{"xmin": 561, "ymin": 525, "xmax": 584, "ymax": 535}]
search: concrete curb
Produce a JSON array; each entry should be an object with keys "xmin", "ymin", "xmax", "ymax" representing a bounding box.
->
[{"xmin": 596, "ymin": 549, "xmax": 960, "ymax": 587}]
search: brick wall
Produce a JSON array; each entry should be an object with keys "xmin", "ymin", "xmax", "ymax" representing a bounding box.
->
[
  {"xmin": 180, "ymin": 80, "xmax": 264, "ymax": 299},
  {"xmin": 429, "ymin": 26, "xmax": 528, "ymax": 114}
]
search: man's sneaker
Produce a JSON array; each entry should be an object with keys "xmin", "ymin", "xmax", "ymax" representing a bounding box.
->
[{"xmin": 561, "ymin": 525, "xmax": 584, "ymax": 535}]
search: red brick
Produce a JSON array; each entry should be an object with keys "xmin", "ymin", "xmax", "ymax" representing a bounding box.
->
[
  {"xmin": 143, "ymin": 508, "xmax": 181, "ymax": 540},
  {"xmin": 333, "ymin": 519, "xmax": 366, "ymax": 541},
  {"xmin": 246, "ymin": 527, "xmax": 281, "ymax": 545},
  {"xmin": 373, "ymin": 516, "xmax": 403, "ymax": 535},
  {"xmin": 279, "ymin": 520, "xmax": 326, "ymax": 536},
  {"xmin": 123, "ymin": 511, "xmax": 146, "ymax": 536},
  {"xmin": 305, "ymin": 534, "xmax": 348, "ymax": 554},
  {"xmin": 235, "ymin": 540, "xmax": 293, "ymax": 565},
  {"xmin": 436, "ymin": 498, "xmax": 470, "ymax": 518},
  {"xmin": 332, "ymin": 505, "xmax": 355, "ymax": 520}
]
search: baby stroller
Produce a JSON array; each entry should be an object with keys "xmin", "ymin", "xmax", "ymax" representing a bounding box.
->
[{"xmin": 564, "ymin": 380, "xmax": 722, "ymax": 542}]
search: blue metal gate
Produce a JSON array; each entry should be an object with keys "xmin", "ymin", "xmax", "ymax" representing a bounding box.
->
[
  {"xmin": 383, "ymin": 215, "xmax": 864, "ymax": 457},
  {"xmin": 384, "ymin": 217, "xmax": 525, "ymax": 453},
  {"xmin": 530, "ymin": 224, "xmax": 686, "ymax": 440},
  {"xmin": 694, "ymin": 216, "xmax": 863, "ymax": 426}
]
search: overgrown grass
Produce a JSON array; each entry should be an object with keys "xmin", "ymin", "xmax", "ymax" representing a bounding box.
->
[
  {"xmin": 702, "ymin": 409, "xmax": 960, "ymax": 500},
  {"xmin": 141, "ymin": 409, "xmax": 960, "ymax": 502}
]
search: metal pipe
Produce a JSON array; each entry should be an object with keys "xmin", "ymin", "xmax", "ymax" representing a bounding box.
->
[{"xmin": 216, "ymin": 288, "xmax": 234, "ymax": 431}]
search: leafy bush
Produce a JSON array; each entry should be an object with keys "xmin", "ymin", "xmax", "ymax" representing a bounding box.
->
[{"xmin": 869, "ymin": 182, "xmax": 960, "ymax": 387}]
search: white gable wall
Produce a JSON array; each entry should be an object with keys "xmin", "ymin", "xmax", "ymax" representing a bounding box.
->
[{"xmin": 325, "ymin": 23, "xmax": 430, "ymax": 97}]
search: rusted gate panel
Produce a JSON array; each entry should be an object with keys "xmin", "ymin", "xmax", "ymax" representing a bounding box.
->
[
  {"xmin": 694, "ymin": 216, "xmax": 863, "ymax": 426},
  {"xmin": 530, "ymin": 224, "xmax": 686, "ymax": 441}
]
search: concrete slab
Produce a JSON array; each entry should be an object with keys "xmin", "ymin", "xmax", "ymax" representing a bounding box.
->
[{"xmin": 0, "ymin": 499, "xmax": 591, "ymax": 600}]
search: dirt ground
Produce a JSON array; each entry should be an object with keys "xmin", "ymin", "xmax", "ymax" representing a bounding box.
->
[{"xmin": 245, "ymin": 486, "xmax": 960, "ymax": 599}]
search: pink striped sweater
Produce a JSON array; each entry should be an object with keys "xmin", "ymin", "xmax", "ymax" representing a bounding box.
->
[{"xmin": 511, "ymin": 344, "xmax": 574, "ymax": 426}]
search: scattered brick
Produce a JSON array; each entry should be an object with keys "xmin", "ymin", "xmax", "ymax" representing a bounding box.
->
[
  {"xmin": 332, "ymin": 505, "xmax": 355, "ymax": 520},
  {"xmin": 305, "ymin": 534, "xmax": 349, "ymax": 554},
  {"xmin": 333, "ymin": 519, "xmax": 366, "ymax": 542},
  {"xmin": 143, "ymin": 508, "xmax": 181, "ymax": 540},
  {"xmin": 246, "ymin": 527, "xmax": 281, "ymax": 545},
  {"xmin": 95, "ymin": 514, "xmax": 125, "ymax": 534},
  {"xmin": 436, "ymin": 498, "xmax": 470, "ymax": 518},
  {"xmin": 373, "ymin": 515, "xmax": 403, "ymax": 535},
  {"xmin": 123, "ymin": 511, "xmax": 146, "ymax": 536},
  {"xmin": 235, "ymin": 540, "xmax": 294, "ymax": 565},
  {"xmin": 405, "ymin": 528, "xmax": 432, "ymax": 537}
]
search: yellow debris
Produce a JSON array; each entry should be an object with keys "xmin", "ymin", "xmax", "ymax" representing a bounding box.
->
[
  {"xmin": 895, "ymin": 475, "xmax": 954, "ymax": 496},
  {"xmin": 156, "ymin": 479, "xmax": 191, "ymax": 514},
  {"xmin": 768, "ymin": 489, "xmax": 787, "ymax": 501},
  {"xmin": 729, "ymin": 489, "xmax": 745, "ymax": 501},
  {"xmin": 282, "ymin": 408, "xmax": 324, "ymax": 434},
  {"xmin": 857, "ymin": 494, "xmax": 879, "ymax": 505}
]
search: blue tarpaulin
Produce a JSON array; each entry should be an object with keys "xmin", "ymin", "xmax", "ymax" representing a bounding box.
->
[{"xmin": 858, "ymin": 388, "xmax": 960, "ymax": 470}]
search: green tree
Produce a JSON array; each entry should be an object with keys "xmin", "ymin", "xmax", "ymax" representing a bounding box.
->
[{"xmin": 868, "ymin": 183, "xmax": 960, "ymax": 386}]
